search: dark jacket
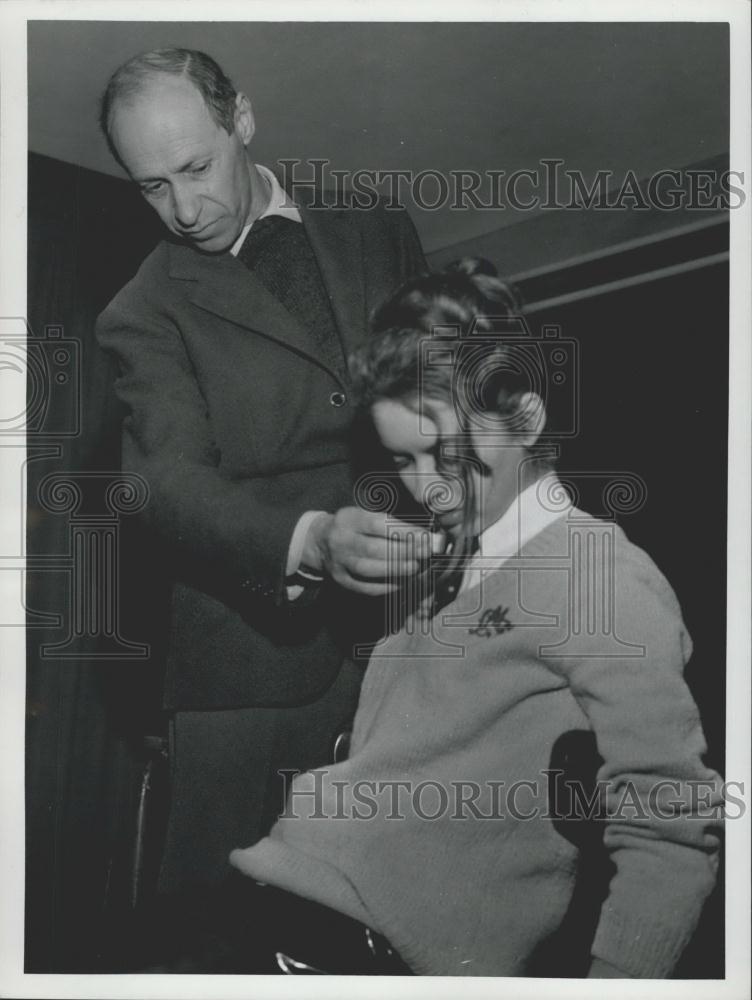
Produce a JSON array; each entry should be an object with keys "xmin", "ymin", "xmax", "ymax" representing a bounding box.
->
[{"xmin": 97, "ymin": 194, "xmax": 425, "ymax": 710}]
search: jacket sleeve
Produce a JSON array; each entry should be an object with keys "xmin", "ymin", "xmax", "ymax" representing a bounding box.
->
[
  {"xmin": 553, "ymin": 548, "xmax": 723, "ymax": 978},
  {"xmin": 96, "ymin": 275, "xmax": 313, "ymax": 607}
]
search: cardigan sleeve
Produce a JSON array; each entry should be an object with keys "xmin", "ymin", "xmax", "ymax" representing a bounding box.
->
[{"xmin": 551, "ymin": 541, "xmax": 723, "ymax": 978}]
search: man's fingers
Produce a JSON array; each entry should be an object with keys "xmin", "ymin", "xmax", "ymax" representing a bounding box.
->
[
  {"xmin": 346, "ymin": 556, "xmax": 421, "ymax": 580},
  {"xmin": 337, "ymin": 512, "xmax": 432, "ymax": 557},
  {"xmin": 331, "ymin": 572, "xmax": 403, "ymax": 597},
  {"xmin": 354, "ymin": 533, "xmax": 429, "ymax": 563},
  {"xmin": 322, "ymin": 507, "xmax": 434, "ymax": 589},
  {"xmin": 348, "ymin": 508, "xmax": 432, "ymax": 544}
]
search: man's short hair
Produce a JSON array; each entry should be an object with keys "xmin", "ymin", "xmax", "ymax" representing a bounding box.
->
[{"xmin": 99, "ymin": 48, "xmax": 238, "ymax": 165}]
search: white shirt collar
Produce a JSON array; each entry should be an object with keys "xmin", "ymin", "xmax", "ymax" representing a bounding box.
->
[
  {"xmin": 230, "ymin": 163, "xmax": 302, "ymax": 257},
  {"xmin": 459, "ymin": 473, "xmax": 571, "ymax": 592}
]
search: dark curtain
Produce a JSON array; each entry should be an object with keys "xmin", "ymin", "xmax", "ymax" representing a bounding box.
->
[{"xmin": 25, "ymin": 153, "xmax": 164, "ymax": 971}]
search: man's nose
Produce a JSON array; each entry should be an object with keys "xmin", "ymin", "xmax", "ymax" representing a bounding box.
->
[{"xmin": 172, "ymin": 185, "xmax": 201, "ymax": 230}]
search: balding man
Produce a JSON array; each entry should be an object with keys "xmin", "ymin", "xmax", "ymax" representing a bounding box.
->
[{"xmin": 96, "ymin": 48, "xmax": 426, "ymax": 896}]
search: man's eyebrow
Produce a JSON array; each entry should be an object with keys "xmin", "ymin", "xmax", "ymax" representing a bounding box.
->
[
  {"xmin": 135, "ymin": 156, "xmax": 211, "ymax": 184},
  {"xmin": 178, "ymin": 155, "xmax": 211, "ymax": 173}
]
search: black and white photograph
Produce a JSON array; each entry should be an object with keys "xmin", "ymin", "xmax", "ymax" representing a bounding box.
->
[{"xmin": 0, "ymin": 2, "xmax": 750, "ymax": 998}]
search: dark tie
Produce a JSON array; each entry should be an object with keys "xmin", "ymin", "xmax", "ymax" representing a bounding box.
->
[
  {"xmin": 235, "ymin": 214, "xmax": 286, "ymax": 269},
  {"xmin": 235, "ymin": 214, "xmax": 344, "ymax": 360},
  {"xmin": 431, "ymin": 534, "xmax": 480, "ymax": 616}
]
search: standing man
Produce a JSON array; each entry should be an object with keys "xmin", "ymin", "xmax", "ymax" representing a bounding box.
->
[{"xmin": 96, "ymin": 48, "xmax": 427, "ymax": 895}]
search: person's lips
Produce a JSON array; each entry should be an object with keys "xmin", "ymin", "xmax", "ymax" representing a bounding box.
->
[{"xmin": 435, "ymin": 508, "xmax": 464, "ymax": 531}]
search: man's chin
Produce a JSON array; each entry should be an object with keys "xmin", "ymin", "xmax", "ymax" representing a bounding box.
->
[
  {"xmin": 189, "ymin": 235, "xmax": 233, "ymax": 255},
  {"xmin": 178, "ymin": 225, "xmax": 236, "ymax": 255}
]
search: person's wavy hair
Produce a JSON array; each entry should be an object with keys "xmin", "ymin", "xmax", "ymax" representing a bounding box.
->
[
  {"xmin": 350, "ymin": 257, "xmax": 555, "ymax": 608},
  {"xmin": 99, "ymin": 48, "xmax": 239, "ymax": 167}
]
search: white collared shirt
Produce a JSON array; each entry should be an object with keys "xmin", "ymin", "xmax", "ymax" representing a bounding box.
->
[
  {"xmin": 230, "ymin": 162, "xmax": 302, "ymax": 258},
  {"xmin": 458, "ymin": 473, "xmax": 572, "ymax": 595}
]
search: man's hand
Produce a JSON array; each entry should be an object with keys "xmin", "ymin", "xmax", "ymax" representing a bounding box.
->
[{"xmin": 301, "ymin": 508, "xmax": 432, "ymax": 595}]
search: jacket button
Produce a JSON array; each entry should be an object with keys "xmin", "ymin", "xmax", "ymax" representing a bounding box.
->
[{"xmin": 329, "ymin": 391, "xmax": 347, "ymax": 407}]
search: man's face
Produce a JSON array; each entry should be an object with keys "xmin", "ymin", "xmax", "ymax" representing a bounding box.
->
[{"xmin": 110, "ymin": 75, "xmax": 254, "ymax": 253}]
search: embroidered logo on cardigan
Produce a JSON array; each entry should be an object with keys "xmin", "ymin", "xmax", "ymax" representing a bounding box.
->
[{"xmin": 469, "ymin": 606, "xmax": 513, "ymax": 637}]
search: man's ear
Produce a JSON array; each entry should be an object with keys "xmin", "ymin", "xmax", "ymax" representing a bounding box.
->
[
  {"xmin": 516, "ymin": 392, "xmax": 547, "ymax": 447},
  {"xmin": 234, "ymin": 93, "xmax": 255, "ymax": 145}
]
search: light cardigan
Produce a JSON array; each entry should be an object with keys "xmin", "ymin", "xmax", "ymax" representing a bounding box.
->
[{"xmin": 231, "ymin": 507, "xmax": 723, "ymax": 977}]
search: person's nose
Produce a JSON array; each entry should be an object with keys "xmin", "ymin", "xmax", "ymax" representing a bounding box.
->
[
  {"xmin": 408, "ymin": 457, "xmax": 447, "ymax": 509},
  {"xmin": 172, "ymin": 184, "xmax": 201, "ymax": 231}
]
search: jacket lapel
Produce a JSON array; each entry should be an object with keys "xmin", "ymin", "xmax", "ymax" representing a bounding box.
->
[
  {"xmin": 298, "ymin": 201, "xmax": 367, "ymax": 362},
  {"xmin": 168, "ymin": 240, "xmax": 349, "ymax": 382}
]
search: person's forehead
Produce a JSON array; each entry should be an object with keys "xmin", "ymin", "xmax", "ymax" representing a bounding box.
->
[
  {"xmin": 111, "ymin": 75, "xmax": 222, "ymax": 173},
  {"xmin": 129, "ymin": 71, "xmax": 204, "ymax": 106},
  {"xmin": 421, "ymin": 398, "xmax": 459, "ymax": 436},
  {"xmin": 373, "ymin": 397, "xmax": 459, "ymax": 449},
  {"xmin": 113, "ymin": 75, "xmax": 217, "ymax": 140},
  {"xmin": 373, "ymin": 399, "xmax": 425, "ymax": 443}
]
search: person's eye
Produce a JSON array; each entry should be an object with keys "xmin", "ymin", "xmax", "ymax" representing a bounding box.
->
[
  {"xmin": 392, "ymin": 455, "xmax": 413, "ymax": 471},
  {"xmin": 191, "ymin": 162, "xmax": 211, "ymax": 176},
  {"xmin": 140, "ymin": 181, "xmax": 166, "ymax": 198},
  {"xmin": 436, "ymin": 438, "xmax": 464, "ymax": 468}
]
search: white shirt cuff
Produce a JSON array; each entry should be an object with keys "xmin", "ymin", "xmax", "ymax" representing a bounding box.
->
[{"xmin": 286, "ymin": 510, "xmax": 327, "ymax": 600}]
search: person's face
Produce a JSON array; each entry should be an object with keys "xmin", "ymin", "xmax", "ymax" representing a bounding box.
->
[
  {"xmin": 110, "ymin": 75, "xmax": 255, "ymax": 253},
  {"xmin": 371, "ymin": 396, "xmax": 531, "ymax": 536}
]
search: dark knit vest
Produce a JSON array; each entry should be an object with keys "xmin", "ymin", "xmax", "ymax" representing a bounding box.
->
[{"xmin": 236, "ymin": 215, "xmax": 345, "ymax": 363}]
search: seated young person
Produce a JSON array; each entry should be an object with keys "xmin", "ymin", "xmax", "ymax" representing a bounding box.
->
[{"xmin": 226, "ymin": 259, "xmax": 723, "ymax": 977}]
